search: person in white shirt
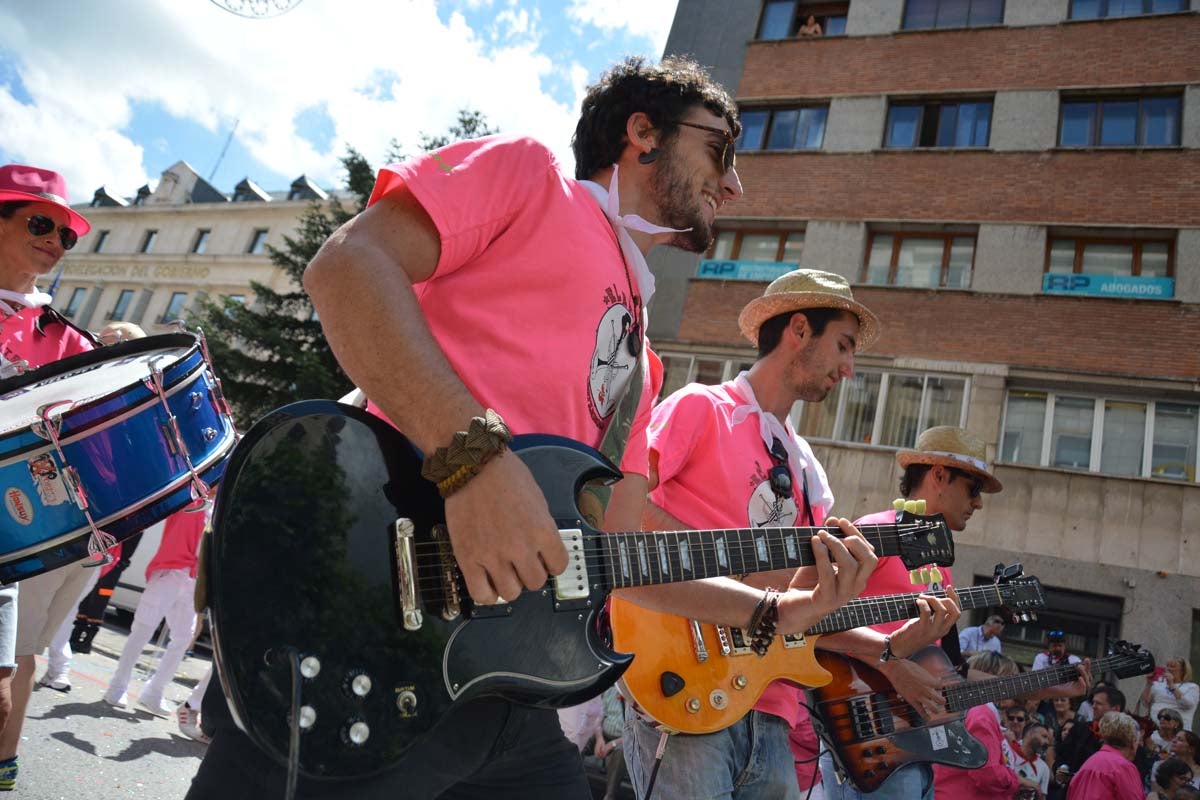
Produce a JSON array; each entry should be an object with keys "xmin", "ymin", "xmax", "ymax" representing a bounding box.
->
[
  {"xmin": 959, "ymin": 614, "xmax": 1005, "ymax": 658},
  {"xmin": 1014, "ymin": 721, "xmax": 1052, "ymax": 799},
  {"xmin": 1140, "ymin": 657, "xmax": 1199, "ymax": 732},
  {"xmin": 1033, "ymin": 629, "xmax": 1082, "ymax": 672}
]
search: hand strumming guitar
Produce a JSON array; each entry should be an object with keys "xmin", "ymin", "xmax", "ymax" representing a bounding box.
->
[{"xmin": 444, "ymin": 448, "xmax": 570, "ymax": 605}]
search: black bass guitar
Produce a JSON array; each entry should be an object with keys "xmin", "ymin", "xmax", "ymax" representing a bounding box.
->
[
  {"xmin": 811, "ymin": 640, "xmax": 1155, "ymax": 793},
  {"xmin": 208, "ymin": 401, "xmax": 955, "ymax": 780}
]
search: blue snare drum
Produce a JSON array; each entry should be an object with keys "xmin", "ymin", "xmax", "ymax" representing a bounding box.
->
[{"xmin": 0, "ymin": 332, "xmax": 236, "ymax": 583}]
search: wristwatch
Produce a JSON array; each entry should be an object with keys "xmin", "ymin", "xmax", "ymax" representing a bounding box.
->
[{"xmin": 879, "ymin": 635, "xmax": 896, "ymax": 663}]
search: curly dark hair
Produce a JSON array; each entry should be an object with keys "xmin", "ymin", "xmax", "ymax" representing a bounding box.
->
[{"xmin": 571, "ymin": 55, "xmax": 740, "ymax": 180}]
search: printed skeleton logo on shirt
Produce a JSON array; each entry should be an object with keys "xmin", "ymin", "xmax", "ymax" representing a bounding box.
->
[
  {"xmin": 587, "ymin": 284, "xmax": 639, "ymax": 425},
  {"xmin": 748, "ymin": 460, "xmax": 797, "ymax": 528}
]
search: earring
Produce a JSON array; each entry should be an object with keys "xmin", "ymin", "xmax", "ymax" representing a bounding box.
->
[{"xmin": 638, "ymin": 148, "xmax": 660, "ymax": 165}]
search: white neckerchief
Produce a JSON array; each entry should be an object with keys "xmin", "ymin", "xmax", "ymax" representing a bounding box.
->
[
  {"xmin": 729, "ymin": 371, "xmax": 836, "ymax": 517},
  {"xmin": 580, "ymin": 164, "xmax": 692, "ymax": 306},
  {"xmin": 0, "ymin": 288, "xmax": 51, "ymax": 318}
]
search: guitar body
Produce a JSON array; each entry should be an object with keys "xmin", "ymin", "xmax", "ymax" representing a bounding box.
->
[
  {"xmin": 610, "ymin": 595, "xmax": 830, "ymax": 733},
  {"xmin": 810, "ymin": 647, "xmax": 986, "ymax": 793},
  {"xmin": 208, "ymin": 401, "xmax": 631, "ymax": 781}
]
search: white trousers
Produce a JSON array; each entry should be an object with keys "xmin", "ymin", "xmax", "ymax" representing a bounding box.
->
[
  {"xmin": 107, "ymin": 568, "xmax": 197, "ymax": 703},
  {"xmin": 44, "ymin": 569, "xmax": 101, "ymax": 681}
]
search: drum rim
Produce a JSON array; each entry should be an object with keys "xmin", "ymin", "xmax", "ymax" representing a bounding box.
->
[{"xmin": 0, "ymin": 332, "xmax": 204, "ymax": 446}]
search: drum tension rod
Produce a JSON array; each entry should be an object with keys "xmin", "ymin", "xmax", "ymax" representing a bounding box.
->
[
  {"xmin": 145, "ymin": 367, "xmax": 211, "ymax": 509},
  {"xmin": 34, "ymin": 401, "xmax": 116, "ymax": 566}
]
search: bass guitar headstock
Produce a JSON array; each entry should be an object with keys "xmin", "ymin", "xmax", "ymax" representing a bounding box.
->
[
  {"xmin": 993, "ymin": 563, "xmax": 1045, "ymax": 623},
  {"xmin": 892, "ymin": 499, "xmax": 955, "ymax": 570},
  {"xmin": 1107, "ymin": 640, "xmax": 1156, "ymax": 679}
]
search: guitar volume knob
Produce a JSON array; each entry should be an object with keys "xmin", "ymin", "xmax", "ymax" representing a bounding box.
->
[
  {"xmin": 300, "ymin": 656, "xmax": 321, "ymax": 679},
  {"xmin": 342, "ymin": 719, "xmax": 370, "ymax": 746},
  {"xmin": 732, "ymin": 674, "xmax": 748, "ymax": 690}
]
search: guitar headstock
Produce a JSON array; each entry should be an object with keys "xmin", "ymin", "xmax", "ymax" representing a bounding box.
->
[
  {"xmin": 892, "ymin": 505, "xmax": 955, "ymax": 569},
  {"xmin": 1106, "ymin": 640, "xmax": 1156, "ymax": 679},
  {"xmin": 993, "ymin": 563, "xmax": 1045, "ymax": 623}
]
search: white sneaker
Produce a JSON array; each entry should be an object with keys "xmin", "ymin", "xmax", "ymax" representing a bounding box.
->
[
  {"xmin": 136, "ymin": 696, "xmax": 174, "ymax": 719},
  {"xmin": 36, "ymin": 673, "xmax": 71, "ymax": 693},
  {"xmin": 103, "ymin": 691, "xmax": 129, "ymax": 709},
  {"xmin": 177, "ymin": 705, "xmax": 211, "ymax": 744}
]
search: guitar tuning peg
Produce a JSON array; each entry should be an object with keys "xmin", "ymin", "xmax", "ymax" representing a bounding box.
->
[
  {"xmin": 914, "ymin": 500, "xmax": 926, "ymax": 515},
  {"xmin": 909, "ymin": 569, "xmax": 923, "ymax": 585},
  {"xmin": 893, "ymin": 498, "xmax": 907, "ymax": 511},
  {"xmin": 903, "ymin": 500, "xmax": 920, "ymax": 514},
  {"xmin": 929, "ymin": 567, "xmax": 943, "ymax": 584}
]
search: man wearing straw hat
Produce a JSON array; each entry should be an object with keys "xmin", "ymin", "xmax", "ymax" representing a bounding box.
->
[
  {"xmin": 623, "ymin": 269, "xmax": 959, "ymax": 800},
  {"xmin": 820, "ymin": 426, "xmax": 1091, "ymax": 799}
]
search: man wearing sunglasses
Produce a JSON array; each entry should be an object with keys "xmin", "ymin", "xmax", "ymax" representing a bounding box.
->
[
  {"xmin": 0, "ymin": 163, "xmax": 101, "ymax": 793},
  {"xmin": 624, "ymin": 270, "xmax": 962, "ymax": 800},
  {"xmin": 1033, "ymin": 629, "xmax": 1083, "ymax": 672}
]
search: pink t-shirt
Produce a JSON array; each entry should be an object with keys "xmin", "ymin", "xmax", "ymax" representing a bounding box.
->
[
  {"xmin": 852, "ymin": 508, "xmax": 954, "ymax": 636},
  {"xmin": 933, "ymin": 703, "xmax": 1019, "ymax": 798},
  {"xmin": 0, "ymin": 306, "xmax": 93, "ymax": 372},
  {"xmin": 1065, "ymin": 744, "xmax": 1144, "ymax": 800},
  {"xmin": 365, "ymin": 135, "xmax": 657, "ymax": 476},
  {"xmin": 649, "ymin": 381, "xmax": 827, "ymax": 727},
  {"xmin": 146, "ymin": 507, "xmax": 208, "ymax": 580}
]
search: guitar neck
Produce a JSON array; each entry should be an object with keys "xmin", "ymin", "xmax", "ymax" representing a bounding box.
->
[
  {"xmin": 943, "ymin": 653, "xmax": 1131, "ymax": 712},
  {"xmin": 806, "ymin": 584, "xmax": 1012, "ymax": 636},
  {"xmin": 599, "ymin": 523, "xmax": 926, "ymax": 590}
]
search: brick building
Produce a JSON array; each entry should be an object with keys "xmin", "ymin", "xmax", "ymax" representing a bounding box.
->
[{"xmin": 652, "ymin": 0, "xmax": 1200, "ymax": 681}]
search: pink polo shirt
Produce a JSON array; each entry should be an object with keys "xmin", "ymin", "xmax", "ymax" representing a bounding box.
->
[
  {"xmin": 933, "ymin": 703, "xmax": 1019, "ymax": 798},
  {"xmin": 0, "ymin": 306, "xmax": 92, "ymax": 371},
  {"xmin": 852, "ymin": 508, "xmax": 954, "ymax": 635},
  {"xmin": 145, "ymin": 507, "xmax": 207, "ymax": 580},
  {"xmin": 649, "ymin": 381, "xmax": 827, "ymax": 727},
  {"xmin": 364, "ymin": 135, "xmax": 656, "ymax": 476},
  {"xmin": 1066, "ymin": 744, "xmax": 1144, "ymax": 800}
]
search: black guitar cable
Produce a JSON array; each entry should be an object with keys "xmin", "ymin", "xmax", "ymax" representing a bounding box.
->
[
  {"xmin": 283, "ymin": 648, "xmax": 302, "ymax": 800},
  {"xmin": 641, "ymin": 730, "xmax": 669, "ymax": 800}
]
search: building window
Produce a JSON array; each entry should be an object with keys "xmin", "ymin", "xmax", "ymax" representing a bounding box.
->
[
  {"xmin": 863, "ymin": 232, "xmax": 975, "ymax": 289},
  {"xmin": 1059, "ymin": 94, "xmax": 1181, "ymax": 147},
  {"xmin": 108, "ymin": 289, "xmax": 135, "ymax": 322},
  {"xmin": 1001, "ymin": 389, "xmax": 1199, "ymax": 482},
  {"xmin": 63, "ymin": 287, "xmax": 87, "ymax": 318},
  {"xmin": 1046, "ymin": 235, "xmax": 1174, "ymax": 278},
  {"xmin": 139, "ymin": 229, "xmax": 157, "ymax": 254},
  {"xmin": 247, "ymin": 229, "xmax": 269, "ymax": 255},
  {"xmin": 709, "ymin": 229, "xmax": 805, "ymax": 264},
  {"xmin": 757, "ymin": 1, "xmax": 849, "ymax": 39},
  {"xmin": 92, "ymin": 230, "xmax": 109, "ymax": 253},
  {"xmin": 737, "ymin": 106, "xmax": 828, "ymax": 151},
  {"xmin": 162, "ymin": 292, "xmax": 188, "ymax": 323},
  {"xmin": 191, "ymin": 229, "xmax": 211, "ymax": 254},
  {"xmin": 902, "ymin": 0, "xmax": 1004, "ymax": 29},
  {"xmin": 886, "ymin": 99, "xmax": 993, "ymax": 148},
  {"xmin": 658, "ymin": 354, "xmax": 755, "ymax": 400},
  {"xmin": 1069, "ymin": 0, "xmax": 1185, "ymax": 19},
  {"xmin": 797, "ymin": 369, "xmax": 968, "ymax": 447}
]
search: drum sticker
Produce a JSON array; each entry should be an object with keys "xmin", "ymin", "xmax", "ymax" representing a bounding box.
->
[
  {"xmin": 28, "ymin": 454, "xmax": 68, "ymax": 507},
  {"xmin": 929, "ymin": 725, "xmax": 948, "ymax": 751},
  {"xmin": 4, "ymin": 488, "xmax": 33, "ymax": 526}
]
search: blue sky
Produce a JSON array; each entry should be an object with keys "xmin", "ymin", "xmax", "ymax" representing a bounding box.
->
[{"xmin": 0, "ymin": 0, "xmax": 679, "ymax": 203}]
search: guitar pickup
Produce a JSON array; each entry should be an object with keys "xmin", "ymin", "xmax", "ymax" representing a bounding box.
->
[{"xmin": 553, "ymin": 528, "xmax": 589, "ymax": 602}]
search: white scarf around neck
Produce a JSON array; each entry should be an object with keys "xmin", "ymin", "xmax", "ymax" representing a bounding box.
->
[
  {"xmin": 729, "ymin": 371, "xmax": 836, "ymax": 517},
  {"xmin": 0, "ymin": 288, "xmax": 51, "ymax": 318},
  {"xmin": 580, "ymin": 164, "xmax": 693, "ymax": 307}
]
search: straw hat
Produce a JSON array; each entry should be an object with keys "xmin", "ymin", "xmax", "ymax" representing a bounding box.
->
[
  {"xmin": 737, "ymin": 268, "xmax": 879, "ymax": 350},
  {"xmin": 897, "ymin": 426, "xmax": 1003, "ymax": 493},
  {"xmin": 0, "ymin": 164, "xmax": 90, "ymax": 235}
]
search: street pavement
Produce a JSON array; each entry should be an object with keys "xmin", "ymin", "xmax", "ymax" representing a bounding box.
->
[{"xmin": 17, "ymin": 621, "xmax": 210, "ymax": 798}]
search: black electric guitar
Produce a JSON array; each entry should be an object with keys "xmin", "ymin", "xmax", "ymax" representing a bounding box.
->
[
  {"xmin": 208, "ymin": 401, "xmax": 956, "ymax": 780},
  {"xmin": 811, "ymin": 640, "xmax": 1155, "ymax": 793}
]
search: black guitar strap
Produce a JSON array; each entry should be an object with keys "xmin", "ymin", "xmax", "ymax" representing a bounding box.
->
[
  {"xmin": 36, "ymin": 306, "xmax": 102, "ymax": 347},
  {"xmin": 579, "ymin": 344, "xmax": 646, "ymax": 525},
  {"xmin": 941, "ymin": 623, "xmax": 969, "ymax": 677}
]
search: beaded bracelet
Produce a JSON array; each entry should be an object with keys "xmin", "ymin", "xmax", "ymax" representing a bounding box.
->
[{"xmin": 420, "ymin": 409, "xmax": 513, "ymax": 499}]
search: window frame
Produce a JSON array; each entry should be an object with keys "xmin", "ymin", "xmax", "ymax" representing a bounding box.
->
[
  {"xmin": 1068, "ymin": 0, "xmax": 1186, "ymax": 19},
  {"xmin": 63, "ymin": 287, "xmax": 87, "ymax": 318},
  {"xmin": 1057, "ymin": 93, "xmax": 1183, "ymax": 148},
  {"xmin": 707, "ymin": 228, "xmax": 807, "ymax": 263},
  {"xmin": 999, "ymin": 388, "xmax": 1200, "ymax": 482},
  {"xmin": 861, "ymin": 231, "xmax": 978, "ymax": 289},
  {"xmin": 108, "ymin": 289, "xmax": 135, "ymax": 322},
  {"xmin": 1043, "ymin": 234, "xmax": 1175, "ymax": 278},
  {"xmin": 191, "ymin": 228, "xmax": 211, "ymax": 255},
  {"xmin": 91, "ymin": 230, "xmax": 109, "ymax": 254},
  {"xmin": 247, "ymin": 229, "xmax": 269, "ymax": 255},
  {"xmin": 901, "ymin": 0, "xmax": 1007, "ymax": 30},
  {"xmin": 884, "ymin": 98, "xmax": 994, "ymax": 149},
  {"xmin": 755, "ymin": 1, "xmax": 851, "ymax": 39},
  {"xmin": 736, "ymin": 104, "xmax": 830, "ymax": 152},
  {"xmin": 139, "ymin": 229, "xmax": 157, "ymax": 254},
  {"xmin": 161, "ymin": 291, "xmax": 189, "ymax": 323}
]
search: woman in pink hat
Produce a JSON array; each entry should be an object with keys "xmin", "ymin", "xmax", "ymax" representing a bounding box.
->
[{"xmin": 0, "ymin": 163, "xmax": 100, "ymax": 792}]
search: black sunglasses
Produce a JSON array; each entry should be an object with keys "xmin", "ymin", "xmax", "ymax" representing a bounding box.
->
[
  {"xmin": 949, "ymin": 468, "xmax": 984, "ymax": 499},
  {"xmin": 26, "ymin": 214, "xmax": 78, "ymax": 250},
  {"xmin": 766, "ymin": 437, "xmax": 793, "ymax": 499},
  {"xmin": 676, "ymin": 120, "xmax": 736, "ymax": 173}
]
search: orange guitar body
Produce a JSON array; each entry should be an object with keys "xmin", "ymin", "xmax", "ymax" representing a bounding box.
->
[{"xmin": 609, "ymin": 595, "xmax": 832, "ymax": 734}]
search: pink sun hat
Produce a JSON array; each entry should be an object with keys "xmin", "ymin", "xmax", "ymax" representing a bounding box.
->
[{"xmin": 0, "ymin": 164, "xmax": 91, "ymax": 236}]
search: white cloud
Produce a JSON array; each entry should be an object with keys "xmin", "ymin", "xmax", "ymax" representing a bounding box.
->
[
  {"xmin": 566, "ymin": 0, "xmax": 678, "ymax": 55},
  {"xmin": 0, "ymin": 0, "xmax": 587, "ymax": 201}
]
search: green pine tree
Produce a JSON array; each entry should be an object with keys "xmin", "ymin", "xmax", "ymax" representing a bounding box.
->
[{"xmin": 192, "ymin": 111, "xmax": 496, "ymax": 427}]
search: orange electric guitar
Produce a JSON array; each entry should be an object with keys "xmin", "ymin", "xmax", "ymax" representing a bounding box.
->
[{"xmin": 611, "ymin": 565, "xmax": 1045, "ymax": 734}]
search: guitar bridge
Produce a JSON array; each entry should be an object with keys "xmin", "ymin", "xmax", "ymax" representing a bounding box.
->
[
  {"xmin": 553, "ymin": 528, "xmax": 588, "ymax": 602},
  {"xmin": 433, "ymin": 525, "xmax": 461, "ymax": 621},
  {"xmin": 850, "ymin": 693, "xmax": 897, "ymax": 740},
  {"xmin": 393, "ymin": 518, "xmax": 423, "ymax": 631}
]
